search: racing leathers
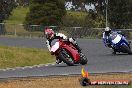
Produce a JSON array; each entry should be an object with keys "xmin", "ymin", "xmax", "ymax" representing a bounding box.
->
[
  {"xmin": 102, "ymin": 32, "xmax": 112, "ymax": 48},
  {"xmin": 103, "ymin": 31, "xmax": 127, "ymax": 47},
  {"xmin": 46, "ymin": 33, "xmax": 82, "ymax": 64},
  {"xmin": 103, "ymin": 31, "xmax": 117, "ymax": 54},
  {"xmin": 103, "ymin": 31, "xmax": 131, "ymax": 54}
]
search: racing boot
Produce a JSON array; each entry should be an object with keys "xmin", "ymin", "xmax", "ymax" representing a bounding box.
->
[
  {"xmin": 56, "ymin": 58, "xmax": 62, "ymax": 64},
  {"xmin": 112, "ymin": 51, "xmax": 116, "ymax": 54},
  {"xmin": 112, "ymin": 48, "xmax": 116, "ymax": 54}
]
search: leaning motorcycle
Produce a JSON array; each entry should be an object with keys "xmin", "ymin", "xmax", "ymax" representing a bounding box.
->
[
  {"xmin": 50, "ymin": 39, "xmax": 88, "ymax": 66},
  {"xmin": 108, "ymin": 32, "xmax": 132, "ymax": 54}
]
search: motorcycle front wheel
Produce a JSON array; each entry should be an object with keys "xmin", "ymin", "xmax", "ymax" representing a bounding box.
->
[
  {"xmin": 58, "ymin": 49, "xmax": 74, "ymax": 66},
  {"xmin": 79, "ymin": 53, "xmax": 88, "ymax": 65},
  {"xmin": 121, "ymin": 44, "xmax": 132, "ymax": 54}
]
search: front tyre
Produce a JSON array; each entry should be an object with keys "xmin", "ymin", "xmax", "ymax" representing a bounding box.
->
[
  {"xmin": 121, "ymin": 45, "xmax": 131, "ymax": 54},
  {"xmin": 80, "ymin": 53, "xmax": 88, "ymax": 65},
  {"xmin": 128, "ymin": 49, "xmax": 132, "ymax": 55},
  {"xmin": 58, "ymin": 49, "xmax": 74, "ymax": 66}
]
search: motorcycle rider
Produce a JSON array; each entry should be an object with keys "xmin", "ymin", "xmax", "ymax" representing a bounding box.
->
[
  {"xmin": 102, "ymin": 27, "xmax": 117, "ymax": 54},
  {"xmin": 44, "ymin": 27, "xmax": 82, "ymax": 64},
  {"xmin": 103, "ymin": 27, "xmax": 131, "ymax": 54},
  {"xmin": 103, "ymin": 27, "xmax": 112, "ymax": 47}
]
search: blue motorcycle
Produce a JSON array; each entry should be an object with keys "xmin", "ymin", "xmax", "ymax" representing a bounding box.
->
[{"xmin": 108, "ymin": 32, "xmax": 132, "ymax": 54}]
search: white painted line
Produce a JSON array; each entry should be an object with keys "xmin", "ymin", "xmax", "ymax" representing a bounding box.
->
[
  {"xmin": 0, "ymin": 62, "xmax": 56, "ymax": 71},
  {"xmin": 37, "ymin": 66, "xmax": 41, "ymax": 68},
  {"xmin": 2, "ymin": 69, "xmax": 7, "ymax": 71},
  {"xmin": 11, "ymin": 69, "xmax": 15, "ymax": 71},
  {"xmin": 28, "ymin": 67, "xmax": 33, "ymax": 68},
  {"xmin": 51, "ymin": 64, "xmax": 55, "ymax": 66},
  {"xmin": 45, "ymin": 65, "xmax": 49, "ymax": 66},
  {"xmin": 22, "ymin": 68, "xmax": 25, "ymax": 70}
]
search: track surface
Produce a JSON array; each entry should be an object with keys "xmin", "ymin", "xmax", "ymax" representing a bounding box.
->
[{"xmin": 0, "ymin": 37, "xmax": 132, "ymax": 78}]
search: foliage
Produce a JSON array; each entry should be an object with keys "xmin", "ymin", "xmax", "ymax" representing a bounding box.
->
[
  {"xmin": 65, "ymin": 0, "xmax": 87, "ymax": 11},
  {"xmin": 93, "ymin": 14, "xmax": 105, "ymax": 28},
  {"xmin": 65, "ymin": 0, "xmax": 132, "ymax": 28},
  {"xmin": 65, "ymin": 0, "xmax": 106, "ymax": 28},
  {"xmin": 0, "ymin": 0, "xmax": 16, "ymax": 34},
  {"xmin": 0, "ymin": 0, "xmax": 16, "ymax": 22},
  {"xmin": 15, "ymin": 0, "xmax": 29, "ymax": 6},
  {"xmin": 61, "ymin": 11, "xmax": 94, "ymax": 27},
  {"xmin": 24, "ymin": 0, "xmax": 66, "ymax": 26},
  {"xmin": 108, "ymin": 0, "xmax": 132, "ymax": 28}
]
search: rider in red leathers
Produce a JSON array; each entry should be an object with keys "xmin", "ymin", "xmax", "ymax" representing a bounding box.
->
[{"xmin": 44, "ymin": 28, "xmax": 82, "ymax": 64}]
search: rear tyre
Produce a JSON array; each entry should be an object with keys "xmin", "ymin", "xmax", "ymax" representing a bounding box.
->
[
  {"xmin": 121, "ymin": 45, "xmax": 131, "ymax": 54},
  {"xmin": 80, "ymin": 53, "xmax": 88, "ymax": 65},
  {"xmin": 58, "ymin": 49, "xmax": 74, "ymax": 66}
]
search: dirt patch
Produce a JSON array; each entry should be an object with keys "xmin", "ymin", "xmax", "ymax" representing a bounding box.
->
[{"xmin": 0, "ymin": 73, "xmax": 131, "ymax": 88}]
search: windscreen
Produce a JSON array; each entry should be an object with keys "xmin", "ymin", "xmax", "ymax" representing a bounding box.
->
[
  {"xmin": 109, "ymin": 32, "xmax": 118, "ymax": 40},
  {"xmin": 51, "ymin": 39, "xmax": 59, "ymax": 47}
]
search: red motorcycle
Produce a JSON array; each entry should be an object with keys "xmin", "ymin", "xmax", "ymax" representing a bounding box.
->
[{"xmin": 50, "ymin": 39, "xmax": 88, "ymax": 66}]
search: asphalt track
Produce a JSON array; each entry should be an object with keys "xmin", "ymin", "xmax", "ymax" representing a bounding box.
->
[{"xmin": 0, "ymin": 37, "xmax": 132, "ymax": 78}]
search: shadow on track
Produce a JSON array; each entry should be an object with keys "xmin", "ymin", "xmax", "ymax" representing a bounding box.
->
[
  {"xmin": 112, "ymin": 52, "xmax": 132, "ymax": 55},
  {"xmin": 55, "ymin": 64, "xmax": 82, "ymax": 67},
  {"xmin": 104, "ymin": 52, "xmax": 132, "ymax": 56}
]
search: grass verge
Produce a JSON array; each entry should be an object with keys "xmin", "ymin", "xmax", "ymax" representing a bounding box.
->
[{"xmin": 0, "ymin": 46, "xmax": 55, "ymax": 69}]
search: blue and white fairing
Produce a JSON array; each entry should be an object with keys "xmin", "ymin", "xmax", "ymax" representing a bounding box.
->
[{"xmin": 109, "ymin": 32, "xmax": 129, "ymax": 52}]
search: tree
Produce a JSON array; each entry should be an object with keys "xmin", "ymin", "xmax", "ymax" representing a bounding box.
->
[
  {"xmin": 70, "ymin": 0, "xmax": 132, "ymax": 28},
  {"xmin": 15, "ymin": 0, "xmax": 29, "ymax": 6},
  {"xmin": 0, "ymin": 0, "xmax": 16, "ymax": 34},
  {"xmin": 24, "ymin": 0, "xmax": 66, "ymax": 26},
  {"xmin": 108, "ymin": 0, "xmax": 132, "ymax": 28},
  {"xmin": 61, "ymin": 11, "xmax": 94, "ymax": 27},
  {"xmin": 0, "ymin": 0, "xmax": 16, "ymax": 22},
  {"xmin": 65, "ymin": 0, "xmax": 87, "ymax": 11}
]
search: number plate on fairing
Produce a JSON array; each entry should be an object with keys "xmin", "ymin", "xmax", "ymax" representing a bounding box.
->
[{"xmin": 112, "ymin": 35, "xmax": 121, "ymax": 44}]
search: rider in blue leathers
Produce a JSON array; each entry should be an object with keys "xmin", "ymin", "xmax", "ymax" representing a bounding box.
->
[
  {"xmin": 103, "ymin": 27, "xmax": 119, "ymax": 54},
  {"xmin": 103, "ymin": 27, "xmax": 113, "ymax": 47},
  {"xmin": 103, "ymin": 27, "xmax": 131, "ymax": 54}
]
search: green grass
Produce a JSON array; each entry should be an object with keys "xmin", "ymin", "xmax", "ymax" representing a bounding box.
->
[
  {"xmin": 4, "ymin": 6, "xmax": 29, "ymax": 24},
  {"xmin": 3, "ymin": 6, "xmax": 44, "ymax": 37},
  {"xmin": 0, "ymin": 46, "xmax": 55, "ymax": 69}
]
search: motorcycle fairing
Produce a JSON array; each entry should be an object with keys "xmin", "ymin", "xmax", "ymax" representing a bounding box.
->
[
  {"xmin": 62, "ymin": 44, "xmax": 80, "ymax": 62},
  {"xmin": 110, "ymin": 34, "xmax": 129, "ymax": 52},
  {"xmin": 51, "ymin": 42, "xmax": 60, "ymax": 52},
  {"xmin": 111, "ymin": 35, "xmax": 121, "ymax": 44}
]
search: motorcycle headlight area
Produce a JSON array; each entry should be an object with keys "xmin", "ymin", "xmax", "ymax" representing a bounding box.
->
[
  {"xmin": 51, "ymin": 42, "xmax": 60, "ymax": 52},
  {"xmin": 112, "ymin": 35, "xmax": 121, "ymax": 44}
]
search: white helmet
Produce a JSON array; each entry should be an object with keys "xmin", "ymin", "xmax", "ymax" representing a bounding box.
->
[{"xmin": 105, "ymin": 27, "xmax": 111, "ymax": 32}]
